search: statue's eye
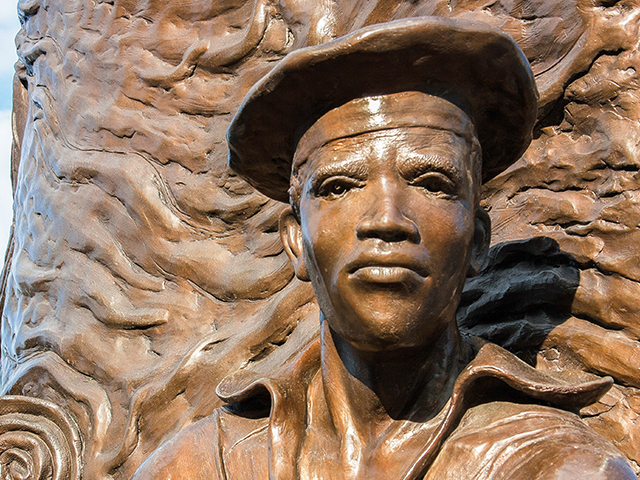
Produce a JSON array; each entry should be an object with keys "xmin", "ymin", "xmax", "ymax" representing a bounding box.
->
[
  {"xmin": 316, "ymin": 177, "xmax": 362, "ymax": 198},
  {"xmin": 412, "ymin": 173, "xmax": 456, "ymax": 196}
]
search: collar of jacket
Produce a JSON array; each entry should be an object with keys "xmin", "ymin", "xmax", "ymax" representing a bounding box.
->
[{"xmin": 217, "ymin": 335, "xmax": 612, "ymax": 479}]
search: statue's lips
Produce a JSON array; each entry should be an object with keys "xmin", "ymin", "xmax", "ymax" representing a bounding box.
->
[
  {"xmin": 349, "ymin": 266, "xmax": 425, "ymax": 285},
  {"xmin": 346, "ymin": 254, "xmax": 428, "ymax": 285}
]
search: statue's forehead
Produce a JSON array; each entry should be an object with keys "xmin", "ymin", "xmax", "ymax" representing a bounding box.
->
[{"xmin": 293, "ymin": 92, "xmax": 477, "ymax": 171}]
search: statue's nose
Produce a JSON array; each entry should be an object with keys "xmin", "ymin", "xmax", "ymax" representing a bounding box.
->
[{"xmin": 356, "ymin": 182, "xmax": 420, "ymax": 244}]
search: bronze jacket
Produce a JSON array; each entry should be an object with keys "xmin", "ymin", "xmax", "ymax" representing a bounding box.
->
[{"xmin": 132, "ymin": 338, "xmax": 634, "ymax": 479}]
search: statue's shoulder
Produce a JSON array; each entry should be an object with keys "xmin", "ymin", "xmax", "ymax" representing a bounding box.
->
[
  {"xmin": 427, "ymin": 401, "xmax": 635, "ymax": 480},
  {"xmin": 131, "ymin": 408, "xmax": 270, "ymax": 480}
]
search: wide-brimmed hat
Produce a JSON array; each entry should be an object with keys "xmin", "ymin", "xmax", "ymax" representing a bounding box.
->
[{"xmin": 228, "ymin": 16, "xmax": 538, "ymax": 202}]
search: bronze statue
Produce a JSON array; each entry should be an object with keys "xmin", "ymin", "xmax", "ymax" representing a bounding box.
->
[
  {"xmin": 6, "ymin": 1, "xmax": 640, "ymax": 477},
  {"xmin": 131, "ymin": 17, "xmax": 635, "ymax": 479}
]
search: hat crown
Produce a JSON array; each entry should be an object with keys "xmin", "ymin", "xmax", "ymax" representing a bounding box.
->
[{"xmin": 228, "ymin": 16, "xmax": 538, "ymax": 202}]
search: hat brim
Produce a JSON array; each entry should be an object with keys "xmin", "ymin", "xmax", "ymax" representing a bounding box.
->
[{"xmin": 228, "ymin": 16, "xmax": 539, "ymax": 202}]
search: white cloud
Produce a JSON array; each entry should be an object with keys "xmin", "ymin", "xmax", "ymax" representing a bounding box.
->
[
  {"xmin": 0, "ymin": 1, "xmax": 19, "ymax": 77},
  {"xmin": 0, "ymin": 1, "xmax": 17, "ymax": 254},
  {"xmin": 0, "ymin": 110, "xmax": 13, "ymax": 254},
  {"xmin": 0, "ymin": 0, "xmax": 18, "ymax": 25}
]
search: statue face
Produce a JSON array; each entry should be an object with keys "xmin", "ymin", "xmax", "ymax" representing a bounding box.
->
[{"xmin": 281, "ymin": 103, "xmax": 489, "ymax": 352}]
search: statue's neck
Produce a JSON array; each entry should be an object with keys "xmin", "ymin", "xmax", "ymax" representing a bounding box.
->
[{"xmin": 319, "ymin": 316, "xmax": 463, "ymax": 444}]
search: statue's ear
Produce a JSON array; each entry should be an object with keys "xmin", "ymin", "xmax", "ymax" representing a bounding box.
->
[
  {"xmin": 468, "ymin": 207, "xmax": 491, "ymax": 277},
  {"xmin": 280, "ymin": 207, "xmax": 310, "ymax": 281}
]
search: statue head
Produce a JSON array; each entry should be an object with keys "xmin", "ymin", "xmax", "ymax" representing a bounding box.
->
[{"xmin": 228, "ymin": 17, "xmax": 538, "ymax": 353}]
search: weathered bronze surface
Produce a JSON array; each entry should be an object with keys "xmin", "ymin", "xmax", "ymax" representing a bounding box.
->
[
  {"xmin": 4, "ymin": 1, "xmax": 640, "ymax": 479},
  {"xmin": 132, "ymin": 17, "xmax": 635, "ymax": 479}
]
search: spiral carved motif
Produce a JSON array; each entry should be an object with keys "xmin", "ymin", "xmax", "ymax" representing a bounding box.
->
[{"xmin": 0, "ymin": 396, "xmax": 81, "ymax": 480}]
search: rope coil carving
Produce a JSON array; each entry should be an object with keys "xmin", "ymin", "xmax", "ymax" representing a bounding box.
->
[{"xmin": 0, "ymin": 396, "xmax": 81, "ymax": 480}]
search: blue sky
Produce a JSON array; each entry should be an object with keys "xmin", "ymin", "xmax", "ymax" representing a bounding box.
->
[{"xmin": 0, "ymin": 1, "xmax": 19, "ymax": 254}]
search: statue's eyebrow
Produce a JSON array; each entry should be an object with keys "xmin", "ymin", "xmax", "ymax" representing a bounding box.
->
[
  {"xmin": 398, "ymin": 154, "xmax": 462, "ymax": 183},
  {"xmin": 308, "ymin": 158, "xmax": 369, "ymax": 188}
]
